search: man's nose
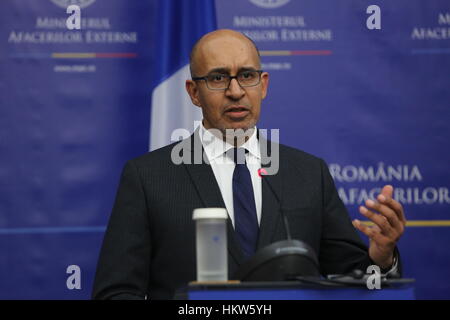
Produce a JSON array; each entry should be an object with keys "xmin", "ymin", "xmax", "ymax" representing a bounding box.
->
[{"xmin": 225, "ymin": 78, "xmax": 245, "ymax": 100}]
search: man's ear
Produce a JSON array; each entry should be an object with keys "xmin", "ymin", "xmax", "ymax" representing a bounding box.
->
[
  {"xmin": 186, "ymin": 80, "xmax": 201, "ymax": 107},
  {"xmin": 260, "ymin": 72, "xmax": 269, "ymax": 100}
]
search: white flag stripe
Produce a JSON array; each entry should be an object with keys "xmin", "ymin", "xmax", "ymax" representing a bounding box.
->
[{"xmin": 150, "ymin": 64, "xmax": 202, "ymax": 151}]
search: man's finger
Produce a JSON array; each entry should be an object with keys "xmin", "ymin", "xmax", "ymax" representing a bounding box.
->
[
  {"xmin": 352, "ymin": 219, "xmax": 376, "ymax": 239},
  {"xmin": 381, "ymin": 185, "xmax": 394, "ymax": 198},
  {"xmin": 366, "ymin": 198, "xmax": 404, "ymax": 232},
  {"xmin": 377, "ymin": 192, "xmax": 407, "ymax": 225},
  {"xmin": 352, "ymin": 219, "xmax": 388, "ymax": 244},
  {"xmin": 359, "ymin": 205, "xmax": 395, "ymax": 237}
]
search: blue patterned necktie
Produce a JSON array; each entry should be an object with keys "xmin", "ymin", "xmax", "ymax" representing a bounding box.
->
[{"xmin": 230, "ymin": 147, "xmax": 259, "ymax": 258}]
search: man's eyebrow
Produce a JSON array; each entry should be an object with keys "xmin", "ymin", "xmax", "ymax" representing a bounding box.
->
[
  {"xmin": 238, "ymin": 67, "xmax": 259, "ymax": 72},
  {"xmin": 207, "ymin": 67, "xmax": 230, "ymax": 74},
  {"xmin": 207, "ymin": 66, "xmax": 259, "ymax": 74}
]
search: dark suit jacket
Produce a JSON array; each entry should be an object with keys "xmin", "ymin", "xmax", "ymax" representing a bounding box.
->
[{"xmin": 92, "ymin": 130, "xmax": 392, "ymax": 300}]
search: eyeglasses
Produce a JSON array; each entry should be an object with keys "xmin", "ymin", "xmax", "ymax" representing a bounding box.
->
[{"xmin": 192, "ymin": 70, "xmax": 263, "ymax": 90}]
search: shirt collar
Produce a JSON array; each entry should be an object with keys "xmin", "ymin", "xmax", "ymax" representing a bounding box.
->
[{"xmin": 199, "ymin": 122, "xmax": 261, "ymax": 161}]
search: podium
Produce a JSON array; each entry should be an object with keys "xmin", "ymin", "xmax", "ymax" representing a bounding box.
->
[{"xmin": 183, "ymin": 281, "xmax": 415, "ymax": 300}]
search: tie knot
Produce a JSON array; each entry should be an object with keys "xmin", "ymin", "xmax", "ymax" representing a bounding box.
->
[{"xmin": 228, "ymin": 147, "xmax": 247, "ymax": 165}]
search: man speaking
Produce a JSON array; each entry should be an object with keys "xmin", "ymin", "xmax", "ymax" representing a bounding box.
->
[{"xmin": 92, "ymin": 29, "xmax": 407, "ymax": 300}]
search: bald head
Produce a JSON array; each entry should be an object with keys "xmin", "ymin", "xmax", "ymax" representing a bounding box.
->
[{"xmin": 189, "ymin": 29, "xmax": 261, "ymax": 77}]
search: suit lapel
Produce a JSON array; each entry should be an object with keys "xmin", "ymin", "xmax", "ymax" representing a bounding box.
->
[{"xmin": 182, "ymin": 130, "xmax": 245, "ymax": 266}]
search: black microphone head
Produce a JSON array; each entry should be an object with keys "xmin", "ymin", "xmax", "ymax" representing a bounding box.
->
[{"xmin": 233, "ymin": 239, "xmax": 320, "ymax": 281}]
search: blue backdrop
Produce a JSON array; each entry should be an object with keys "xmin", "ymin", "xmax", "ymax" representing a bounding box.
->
[{"xmin": 0, "ymin": 0, "xmax": 449, "ymax": 299}]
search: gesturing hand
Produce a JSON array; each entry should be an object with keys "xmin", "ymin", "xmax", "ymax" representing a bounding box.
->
[{"xmin": 352, "ymin": 185, "xmax": 407, "ymax": 269}]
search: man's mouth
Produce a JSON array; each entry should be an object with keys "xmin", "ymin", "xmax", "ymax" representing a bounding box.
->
[{"xmin": 225, "ymin": 106, "xmax": 250, "ymax": 119}]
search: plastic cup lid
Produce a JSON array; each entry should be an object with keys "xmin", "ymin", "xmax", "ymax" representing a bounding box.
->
[{"xmin": 192, "ymin": 208, "xmax": 228, "ymax": 220}]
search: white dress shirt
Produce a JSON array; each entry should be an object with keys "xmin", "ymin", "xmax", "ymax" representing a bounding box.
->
[{"xmin": 199, "ymin": 123, "xmax": 262, "ymax": 228}]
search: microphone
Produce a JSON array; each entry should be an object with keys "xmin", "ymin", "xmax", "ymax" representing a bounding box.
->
[
  {"xmin": 233, "ymin": 168, "xmax": 320, "ymax": 281},
  {"xmin": 258, "ymin": 168, "xmax": 291, "ymax": 241}
]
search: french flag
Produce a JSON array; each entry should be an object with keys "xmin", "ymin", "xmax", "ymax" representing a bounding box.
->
[{"xmin": 149, "ymin": 0, "xmax": 217, "ymax": 151}]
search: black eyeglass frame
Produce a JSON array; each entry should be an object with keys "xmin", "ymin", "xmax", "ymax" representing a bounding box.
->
[{"xmin": 192, "ymin": 70, "xmax": 264, "ymax": 90}]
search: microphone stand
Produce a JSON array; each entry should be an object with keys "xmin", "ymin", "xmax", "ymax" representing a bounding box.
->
[{"xmin": 233, "ymin": 171, "xmax": 320, "ymax": 281}]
